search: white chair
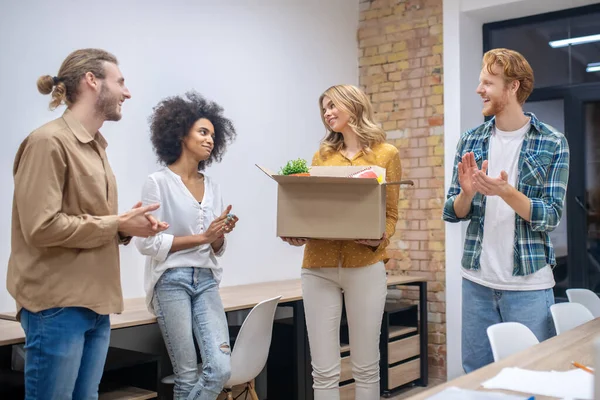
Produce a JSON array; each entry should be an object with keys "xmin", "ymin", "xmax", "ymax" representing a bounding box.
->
[
  {"xmin": 486, "ymin": 322, "xmax": 539, "ymax": 362},
  {"xmin": 224, "ymin": 295, "xmax": 281, "ymax": 399},
  {"xmin": 162, "ymin": 295, "xmax": 282, "ymax": 400},
  {"xmin": 566, "ymin": 288, "xmax": 600, "ymax": 318},
  {"xmin": 550, "ymin": 302, "xmax": 595, "ymax": 335}
]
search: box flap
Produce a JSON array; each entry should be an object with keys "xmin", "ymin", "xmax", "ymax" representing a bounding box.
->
[
  {"xmin": 255, "ymin": 164, "xmax": 277, "ymax": 180},
  {"xmin": 384, "ymin": 179, "xmax": 415, "ymax": 186},
  {"xmin": 272, "ymin": 175, "xmax": 380, "ymax": 185},
  {"xmin": 257, "ymin": 164, "xmax": 383, "ymax": 185},
  {"xmin": 256, "ymin": 164, "xmax": 410, "ymax": 186},
  {"xmin": 309, "ymin": 166, "xmax": 362, "ymax": 177},
  {"xmin": 310, "ymin": 165, "xmax": 386, "ymax": 180}
]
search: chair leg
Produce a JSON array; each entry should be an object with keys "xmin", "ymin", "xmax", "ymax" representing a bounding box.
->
[
  {"xmin": 248, "ymin": 381, "xmax": 259, "ymax": 400},
  {"xmin": 222, "ymin": 388, "xmax": 234, "ymax": 400}
]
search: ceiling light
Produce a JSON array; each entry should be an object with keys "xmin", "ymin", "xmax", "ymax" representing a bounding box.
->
[
  {"xmin": 549, "ymin": 34, "xmax": 600, "ymax": 48},
  {"xmin": 587, "ymin": 62, "xmax": 600, "ymax": 73}
]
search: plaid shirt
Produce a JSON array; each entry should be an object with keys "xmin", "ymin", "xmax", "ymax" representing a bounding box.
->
[{"xmin": 443, "ymin": 113, "xmax": 570, "ymax": 276}]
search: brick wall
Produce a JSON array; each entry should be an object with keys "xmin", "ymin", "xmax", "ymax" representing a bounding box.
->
[{"xmin": 357, "ymin": 0, "xmax": 446, "ymax": 378}]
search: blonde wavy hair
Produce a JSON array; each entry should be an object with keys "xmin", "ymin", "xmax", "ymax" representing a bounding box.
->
[
  {"xmin": 36, "ymin": 48, "xmax": 118, "ymax": 110},
  {"xmin": 318, "ymin": 84, "xmax": 386, "ymax": 157}
]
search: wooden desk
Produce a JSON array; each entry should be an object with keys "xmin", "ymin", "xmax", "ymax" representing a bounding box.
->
[
  {"xmin": 409, "ymin": 318, "xmax": 600, "ymax": 400},
  {"xmin": 0, "ymin": 319, "xmax": 25, "ymax": 347},
  {"xmin": 0, "ymin": 275, "xmax": 423, "ymax": 326},
  {"xmin": 0, "ymin": 279, "xmax": 303, "ymax": 325},
  {"xmin": 0, "ymin": 275, "xmax": 426, "ymax": 400}
]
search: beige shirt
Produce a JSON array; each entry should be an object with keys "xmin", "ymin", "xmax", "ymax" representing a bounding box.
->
[{"xmin": 7, "ymin": 109, "xmax": 124, "ymax": 318}]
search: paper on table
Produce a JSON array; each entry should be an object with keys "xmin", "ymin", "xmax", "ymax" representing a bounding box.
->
[
  {"xmin": 425, "ymin": 386, "xmax": 532, "ymax": 399},
  {"xmin": 481, "ymin": 367, "xmax": 593, "ymax": 400}
]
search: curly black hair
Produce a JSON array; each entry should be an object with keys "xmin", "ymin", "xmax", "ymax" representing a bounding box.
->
[{"xmin": 149, "ymin": 91, "xmax": 236, "ymax": 170}]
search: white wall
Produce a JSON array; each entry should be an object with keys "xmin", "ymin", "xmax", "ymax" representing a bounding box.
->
[
  {"xmin": 0, "ymin": 0, "xmax": 359, "ymax": 312},
  {"xmin": 443, "ymin": 0, "xmax": 600, "ymax": 380}
]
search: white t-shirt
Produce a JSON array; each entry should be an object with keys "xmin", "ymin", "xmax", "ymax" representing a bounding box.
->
[
  {"xmin": 462, "ymin": 120, "xmax": 555, "ymax": 291},
  {"xmin": 134, "ymin": 167, "xmax": 227, "ymax": 314}
]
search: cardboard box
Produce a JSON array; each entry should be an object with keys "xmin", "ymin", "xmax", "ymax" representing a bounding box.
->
[{"xmin": 257, "ymin": 164, "xmax": 408, "ymax": 240}]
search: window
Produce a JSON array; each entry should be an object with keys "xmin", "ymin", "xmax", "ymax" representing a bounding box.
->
[{"xmin": 484, "ymin": 5, "xmax": 600, "ymax": 88}]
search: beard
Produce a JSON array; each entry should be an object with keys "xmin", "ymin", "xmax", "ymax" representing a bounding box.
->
[
  {"xmin": 95, "ymin": 83, "xmax": 121, "ymax": 122},
  {"xmin": 482, "ymin": 90, "xmax": 510, "ymax": 117}
]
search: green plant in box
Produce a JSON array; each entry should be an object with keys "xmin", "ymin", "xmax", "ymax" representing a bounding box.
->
[{"xmin": 279, "ymin": 158, "xmax": 310, "ymax": 176}]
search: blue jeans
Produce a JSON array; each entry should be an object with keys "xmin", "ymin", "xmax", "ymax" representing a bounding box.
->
[
  {"xmin": 462, "ymin": 278, "xmax": 556, "ymax": 373},
  {"xmin": 153, "ymin": 267, "xmax": 231, "ymax": 400},
  {"xmin": 20, "ymin": 306, "xmax": 110, "ymax": 400}
]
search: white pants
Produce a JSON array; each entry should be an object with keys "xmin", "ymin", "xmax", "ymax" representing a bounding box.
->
[{"xmin": 301, "ymin": 262, "xmax": 387, "ymax": 400}]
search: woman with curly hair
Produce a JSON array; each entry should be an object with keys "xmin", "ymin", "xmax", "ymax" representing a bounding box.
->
[
  {"xmin": 135, "ymin": 91, "xmax": 238, "ymax": 400},
  {"xmin": 282, "ymin": 84, "xmax": 402, "ymax": 400}
]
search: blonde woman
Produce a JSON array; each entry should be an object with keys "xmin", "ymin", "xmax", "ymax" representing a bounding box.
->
[{"xmin": 282, "ymin": 84, "xmax": 401, "ymax": 400}]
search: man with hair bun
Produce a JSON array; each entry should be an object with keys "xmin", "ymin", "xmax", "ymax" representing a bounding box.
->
[{"xmin": 7, "ymin": 48, "xmax": 168, "ymax": 399}]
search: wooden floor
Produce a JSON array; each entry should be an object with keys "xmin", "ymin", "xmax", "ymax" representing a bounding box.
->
[{"xmin": 383, "ymin": 378, "xmax": 446, "ymax": 399}]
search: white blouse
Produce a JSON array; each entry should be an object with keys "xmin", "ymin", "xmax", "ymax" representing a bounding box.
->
[{"xmin": 135, "ymin": 167, "xmax": 227, "ymax": 314}]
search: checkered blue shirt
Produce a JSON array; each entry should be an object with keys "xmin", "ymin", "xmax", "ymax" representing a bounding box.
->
[{"xmin": 443, "ymin": 113, "xmax": 570, "ymax": 276}]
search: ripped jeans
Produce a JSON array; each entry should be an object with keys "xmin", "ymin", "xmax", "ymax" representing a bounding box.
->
[{"xmin": 153, "ymin": 267, "xmax": 231, "ymax": 400}]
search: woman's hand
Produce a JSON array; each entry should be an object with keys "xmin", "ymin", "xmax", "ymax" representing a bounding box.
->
[
  {"xmin": 355, "ymin": 232, "xmax": 387, "ymax": 248},
  {"xmin": 222, "ymin": 211, "xmax": 239, "ymax": 236},
  {"xmin": 201, "ymin": 205, "xmax": 233, "ymax": 244},
  {"xmin": 208, "ymin": 206, "xmax": 239, "ymax": 253},
  {"xmin": 281, "ymin": 237, "xmax": 308, "ymax": 246}
]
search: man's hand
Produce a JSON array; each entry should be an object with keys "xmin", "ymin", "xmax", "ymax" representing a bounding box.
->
[
  {"xmin": 144, "ymin": 213, "xmax": 169, "ymax": 231},
  {"xmin": 458, "ymin": 152, "xmax": 478, "ymax": 198},
  {"xmin": 472, "ymin": 161, "xmax": 511, "ymax": 197},
  {"xmin": 452, "ymin": 152, "xmax": 484, "ymax": 219},
  {"xmin": 473, "ymin": 161, "xmax": 532, "ymax": 221},
  {"xmin": 118, "ymin": 202, "xmax": 168, "ymax": 238}
]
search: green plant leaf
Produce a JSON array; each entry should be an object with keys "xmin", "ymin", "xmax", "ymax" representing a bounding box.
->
[{"xmin": 279, "ymin": 158, "xmax": 309, "ymax": 175}]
